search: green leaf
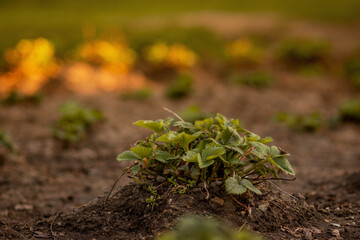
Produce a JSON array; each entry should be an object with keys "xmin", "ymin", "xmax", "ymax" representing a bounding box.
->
[
  {"xmin": 177, "ymin": 132, "xmax": 201, "ymax": 151},
  {"xmin": 197, "ymin": 153, "xmax": 213, "ymax": 169},
  {"xmin": 173, "ymin": 121, "xmax": 194, "ymax": 129},
  {"xmin": 134, "ymin": 120, "xmax": 164, "ymax": 133},
  {"xmin": 130, "ymin": 146, "xmax": 153, "ymax": 159},
  {"xmin": 224, "ymin": 145, "xmax": 244, "ymax": 154},
  {"xmin": 249, "ymin": 142, "xmax": 270, "ymax": 158},
  {"xmin": 183, "ymin": 150, "xmax": 200, "ymax": 162},
  {"xmin": 270, "ymin": 146, "xmax": 289, "ymax": 158},
  {"xmin": 154, "ymin": 150, "xmax": 178, "ymax": 163},
  {"xmin": 225, "ymin": 177, "xmax": 247, "ymax": 195},
  {"xmin": 190, "ymin": 165, "xmax": 200, "ymax": 179},
  {"xmin": 272, "ymin": 156, "xmax": 295, "ymax": 175},
  {"xmin": 246, "ymin": 132, "xmax": 273, "ymax": 143},
  {"xmin": 158, "ymin": 132, "xmax": 200, "ymax": 151},
  {"xmin": 202, "ymin": 145, "xmax": 226, "ymax": 161},
  {"xmin": 241, "ymin": 179, "xmax": 262, "ymax": 195},
  {"xmin": 197, "ymin": 145, "xmax": 225, "ymax": 169},
  {"xmin": 215, "ymin": 113, "xmax": 229, "ymax": 128},
  {"xmin": 130, "ymin": 164, "xmax": 141, "ymax": 174},
  {"xmin": 220, "ymin": 126, "xmax": 241, "ymax": 145},
  {"xmin": 194, "ymin": 118, "xmax": 213, "ymax": 130},
  {"xmin": 117, "ymin": 150, "xmax": 141, "ymax": 162}
]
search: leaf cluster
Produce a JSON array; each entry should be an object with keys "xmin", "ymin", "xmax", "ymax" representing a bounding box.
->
[
  {"xmin": 275, "ymin": 111, "xmax": 323, "ymax": 132},
  {"xmin": 117, "ymin": 113, "xmax": 294, "ymax": 196},
  {"xmin": 228, "ymin": 71, "xmax": 273, "ymax": 88},
  {"xmin": 156, "ymin": 215, "xmax": 263, "ymax": 240},
  {"xmin": 339, "ymin": 96, "xmax": 360, "ymax": 122},
  {"xmin": 53, "ymin": 101, "xmax": 104, "ymax": 143},
  {"xmin": 344, "ymin": 53, "xmax": 360, "ymax": 89},
  {"xmin": 1, "ymin": 91, "xmax": 42, "ymax": 105},
  {"xmin": 166, "ymin": 73, "xmax": 193, "ymax": 99},
  {"xmin": 120, "ymin": 88, "xmax": 152, "ymax": 100},
  {"xmin": 179, "ymin": 105, "xmax": 212, "ymax": 123},
  {"xmin": 278, "ymin": 39, "xmax": 328, "ymax": 65}
]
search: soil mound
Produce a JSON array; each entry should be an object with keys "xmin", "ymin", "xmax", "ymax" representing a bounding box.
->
[{"xmin": 15, "ymin": 182, "xmax": 336, "ymax": 240}]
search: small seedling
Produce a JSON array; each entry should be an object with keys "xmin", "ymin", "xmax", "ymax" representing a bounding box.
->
[
  {"xmin": 278, "ymin": 39, "xmax": 328, "ymax": 67},
  {"xmin": 117, "ymin": 113, "xmax": 295, "ymax": 198},
  {"xmin": 53, "ymin": 101, "xmax": 105, "ymax": 143},
  {"xmin": 145, "ymin": 186, "xmax": 162, "ymax": 209},
  {"xmin": 274, "ymin": 112, "xmax": 323, "ymax": 132},
  {"xmin": 120, "ymin": 88, "xmax": 152, "ymax": 100},
  {"xmin": 1, "ymin": 91, "xmax": 43, "ymax": 105},
  {"xmin": 156, "ymin": 215, "xmax": 263, "ymax": 240},
  {"xmin": 228, "ymin": 71, "xmax": 273, "ymax": 88},
  {"xmin": 179, "ymin": 105, "xmax": 212, "ymax": 123},
  {"xmin": 344, "ymin": 52, "xmax": 360, "ymax": 88},
  {"xmin": 0, "ymin": 128, "xmax": 15, "ymax": 153},
  {"xmin": 338, "ymin": 96, "xmax": 360, "ymax": 122},
  {"xmin": 166, "ymin": 73, "xmax": 193, "ymax": 99}
]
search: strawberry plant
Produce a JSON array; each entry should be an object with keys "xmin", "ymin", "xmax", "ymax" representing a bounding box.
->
[
  {"xmin": 117, "ymin": 113, "xmax": 295, "ymax": 197},
  {"xmin": 53, "ymin": 102, "xmax": 105, "ymax": 143},
  {"xmin": 166, "ymin": 73, "xmax": 193, "ymax": 99},
  {"xmin": 120, "ymin": 88, "xmax": 152, "ymax": 100},
  {"xmin": 344, "ymin": 51, "xmax": 360, "ymax": 89},
  {"xmin": 274, "ymin": 112, "xmax": 323, "ymax": 132},
  {"xmin": 0, "ymin": 128, "xmax": 15, "ymax": 153},
  {"xmin": 157, "ymin": 215, "xmax": 263, "ymax": 240},
  {"xmin": 228, "ymin": 71, "xmax": 273, "ymax": 88},
  {"xmin": 338, "ymin": 96, "xmax": 360, "ymax": 122},
  {"xmin": 179, "ymin": 105, "xmax": 212, "ymax": 123},
  {"xmin": 1, "ymin": 91, "xmax": 42, "ymax": 105},
  {"xmin": 278, "ymin": 39, "xmax": 328, "ymax": 66}
]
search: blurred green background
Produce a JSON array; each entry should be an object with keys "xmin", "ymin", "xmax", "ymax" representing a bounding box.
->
[{"xmin": 1, "ymin": 0, "xmax": 360, "ymax": 64}]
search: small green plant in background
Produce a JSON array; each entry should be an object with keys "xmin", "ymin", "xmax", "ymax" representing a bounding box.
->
[
  {"xmin": 274, "ymin": 112, "xmax": 323, "ymax": 132},
  {"xmin": 145, "ymin": 186, "xmax": 162, "ymax": 209},
  {"xmin": 120, "ymin": 88, "xmax": 152, "ymax": 100},
  {"xmin": 228, "ymin": 71, "xmax": 273, "ymax": 88},
  {"xmin": 166, "ymin": 73, "xmax": 193, "ymax": 99},
  {"xmin": 338, "ymin": 96, "xmax": 360, "ymax": 122},
  {"xmin": 278, "ymin": 39, "xmax": 328, "ymax": 67},
  {"xmin": 53, "ymin": 101, "xmax": 105, "ymax": 143},
  {"xmin": 344, "ymin": 52, "xmax": 360, "ymax": 88},
  {"xmin": 117, "ymin": 113, "xmax": 295, "ymax": 198},
  {"xmin": 179, "ymin": 105, "xmax": 212, "ymax": 123},
  {"xmin": 1, "ymin": 91, "xmax": 43, "ymax": 105},
  {"xmin": 156, "ymin": 215, "xmax": 263, "ymax": 240},
  {"xmin": 0, "ymin": 128, "xmax": 15, "ymax": 153}
]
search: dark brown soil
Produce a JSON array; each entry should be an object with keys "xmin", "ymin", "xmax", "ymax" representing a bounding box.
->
[
  {"xmin": 1, "ymin": 14, "xmax": 360, "ymax": 240},
  {"xmin": 7, "ymin": 183, "xmax": 332, "ymax": 240}
]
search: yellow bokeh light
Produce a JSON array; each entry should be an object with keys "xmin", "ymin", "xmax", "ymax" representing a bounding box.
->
[
  {"xmin": 77, "ymin": 40, "xmax": 136, "ymax": 74},
  {"xmin": 226, "ymin": 39, "xmax": 263, "ymax": 65},
  {"xmin": 0, "ymin": 38, "xmax": 59, "ymax": 98},
  {"xmin": 64, "ymin": 63, "xmax": 147, "ymax": 95},
  {"xmin": 145, "ymin": 42, "xmax": 197, "ymax": 69}
]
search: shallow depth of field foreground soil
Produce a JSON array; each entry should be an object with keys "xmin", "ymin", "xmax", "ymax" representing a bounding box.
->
[{"xmin": 1, "ymin": 15, "xmax": 360, "ymax": 239}]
